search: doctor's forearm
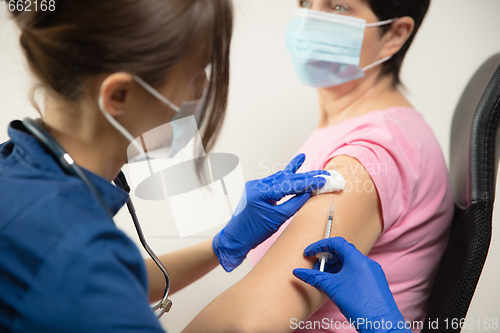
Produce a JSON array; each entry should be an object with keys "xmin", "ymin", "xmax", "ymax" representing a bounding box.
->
[{"xmin": 145, "ymin": 239, "xmax": 219, "ymax": 302}]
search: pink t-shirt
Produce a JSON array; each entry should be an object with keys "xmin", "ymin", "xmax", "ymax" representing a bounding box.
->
[{"xmin": 248, "ymin": 107, "xmax": 454, "ymax": 333}]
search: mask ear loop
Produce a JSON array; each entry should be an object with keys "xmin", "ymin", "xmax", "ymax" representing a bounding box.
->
[
  {"xmin": 366, "ymin": 18, "xmax": 397, "ymax": 27},
  {"xmin": 362, "ymin": 55, "xmax": 393, "ymax": 72},
  {"xmin": 132, "ymin": 75, "xmax": 181, "ymax": 113},
  {"xmin": 362, "ymin": 18, "xmax": 398, "ymax": 72},
  {"xmin": 98, "ymin": 96, "xmax": 145, "ymax": 156}
]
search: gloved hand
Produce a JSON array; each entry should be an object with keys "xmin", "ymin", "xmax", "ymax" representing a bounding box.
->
[
  {"xmin": 213, "ymin": 154, "xmax": 329, "ymax": 272},
  {"xmin": 293, "ymin": 237, "xmax": 411, "ymax": 333}
]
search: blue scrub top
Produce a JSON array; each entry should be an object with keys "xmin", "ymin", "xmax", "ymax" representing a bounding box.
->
[{"xmin": 0, "ymin": 121, "xmax": 165, "ymax": 333}]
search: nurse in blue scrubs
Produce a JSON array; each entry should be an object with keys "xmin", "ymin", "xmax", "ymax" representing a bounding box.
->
[
  {"xmin": 0, "ymin": 2, "xmax": 329, "ymax": 332},
  {"xmin": 1, "ymin": 1, "xmax": 408, "ymax": 332}
]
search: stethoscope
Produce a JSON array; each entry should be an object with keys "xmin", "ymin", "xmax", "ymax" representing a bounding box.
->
[{"xmin": 21, "ymin": 118, "xmax": 172, "ymax": 318}]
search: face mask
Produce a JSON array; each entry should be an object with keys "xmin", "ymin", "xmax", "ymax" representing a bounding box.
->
[
  {"xmin": 286, "ymin": 8, "xmax": 396, "ymax": 88},
  {"xmin": 98, "ymin": 75, "xmax": 207, "ymax": 161}
]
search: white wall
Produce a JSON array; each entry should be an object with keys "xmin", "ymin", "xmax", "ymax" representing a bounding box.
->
[{"xmin": 1, "ymin": 1, "xmax": 500, "ymax": 332}]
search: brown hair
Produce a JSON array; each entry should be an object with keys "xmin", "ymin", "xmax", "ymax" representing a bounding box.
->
[{"xmin": 10, "ymin": 0, "xmax": 233, "ymax": 153}]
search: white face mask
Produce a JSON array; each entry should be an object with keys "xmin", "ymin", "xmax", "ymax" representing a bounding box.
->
[
  {"xmin": 286, "ymin": 8, "xmax": 397, "ymax": 87},
  {"xmin": 98, "ymin": 75, "xmax": 208, "ymax": 161}
]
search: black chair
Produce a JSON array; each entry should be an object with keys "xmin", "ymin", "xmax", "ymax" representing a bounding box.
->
[{"xmin": 422, "ymin": 54, "xmax": 500, "ymax": 332}]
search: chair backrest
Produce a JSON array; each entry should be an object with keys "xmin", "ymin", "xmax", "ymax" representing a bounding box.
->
[{"xmin": 422, "ymin": 54, "xmax": 500, "ymax": 333}]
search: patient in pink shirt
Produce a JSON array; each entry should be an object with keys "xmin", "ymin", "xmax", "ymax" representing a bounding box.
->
[
  {"xmin": 249, "ymin": 106, "xmax": 453, "ymax": 332},
  {"xmin": 244, "ymin": 1, "xmax": 454, "ymax": 331},
  {"xmin": 191, "ymin": 1, "xmax": 453, "ymax": 332}
]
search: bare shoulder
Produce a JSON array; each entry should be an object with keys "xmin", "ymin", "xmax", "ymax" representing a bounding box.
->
[{"xmin": 323, "ymin": 155, "xmax": 383, "ymax": 253}]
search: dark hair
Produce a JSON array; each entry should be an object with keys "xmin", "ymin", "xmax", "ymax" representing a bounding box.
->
[
  {"xmin": 365, "ymin": 0, "xmax": 430, "ymax": 87},
  {"xmin": 10, "ymin": 0, "xmax": 233, "ymax": 153}
]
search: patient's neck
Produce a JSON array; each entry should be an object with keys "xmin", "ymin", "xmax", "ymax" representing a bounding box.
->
[{"xmin": 317, "ymin": 73, "xmax": 404, "ymax": 128}]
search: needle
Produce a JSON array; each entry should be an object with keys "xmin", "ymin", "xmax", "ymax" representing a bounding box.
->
[{"xmin": 316, "ymin": 204, "xmax": 335, "ymax": 272}]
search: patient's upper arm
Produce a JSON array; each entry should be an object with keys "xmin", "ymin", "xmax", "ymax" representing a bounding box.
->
[{"xmin": 185, "ymin": 155, "xmax": 383, "ymax": 333}]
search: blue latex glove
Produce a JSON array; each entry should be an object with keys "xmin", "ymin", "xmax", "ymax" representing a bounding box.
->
[
  {"xmin": 293, "ymin": 238, "xmax": 411, "ymax": 333},
  {"xmin": 213, "ymin": 154, "xmax": 329, "ymax": 272}
]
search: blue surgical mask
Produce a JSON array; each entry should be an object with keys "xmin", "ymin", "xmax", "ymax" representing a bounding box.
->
[{"xmin": 286, "ymin": 8, "xmax": 396, "ymax": 88}]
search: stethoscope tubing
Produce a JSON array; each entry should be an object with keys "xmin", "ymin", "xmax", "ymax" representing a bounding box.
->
[{"xmin": 21, "ymin": 118, "xmax": 172, "ymax": 317}]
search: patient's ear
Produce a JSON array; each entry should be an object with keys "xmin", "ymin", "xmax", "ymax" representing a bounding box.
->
[{"xmin": 380, "ymin": 16, "xmax": 415, "ymax": 59}]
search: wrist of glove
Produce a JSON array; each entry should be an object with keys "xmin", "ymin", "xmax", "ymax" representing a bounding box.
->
[{"xmin": 212, "ymin": 228, "xmax": 251, "ymax": 272}]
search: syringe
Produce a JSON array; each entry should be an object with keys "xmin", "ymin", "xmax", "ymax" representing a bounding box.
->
[{"xmin": 316, "ymin": 204, "xmax": 335, "ymax": 272}]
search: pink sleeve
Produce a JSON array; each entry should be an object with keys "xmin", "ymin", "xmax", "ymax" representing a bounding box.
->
[{"xmin": 327, "ymin": 141, "xmax": 407, "ymax": 233}]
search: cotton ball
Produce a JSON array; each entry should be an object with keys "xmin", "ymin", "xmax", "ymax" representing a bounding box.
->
[{"xmin": 312, "ymin": 170, "xmax": 345, "ymax": 195}]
